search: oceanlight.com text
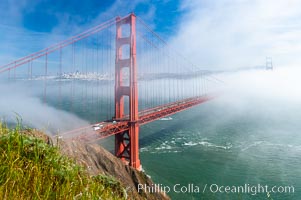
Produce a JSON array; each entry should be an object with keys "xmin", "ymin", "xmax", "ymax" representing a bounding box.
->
[
  {"xmin": 137, "ymin": 183, "xmax": 295, "ymax": 196},
  {"xmin": 207, "ymin": 183, "xmax": 294, "ymax": 196}
]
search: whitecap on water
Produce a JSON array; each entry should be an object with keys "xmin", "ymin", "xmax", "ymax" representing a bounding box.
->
[
  {"xmin": 183, "ymin": 141, "xmax": 198, "ymax": 146},
  {"xmin": 159, "ymin": 117, "xmax": 173, "ymax": 121},
  {"xmin": 140, "ymin": 147, "xmax": 149, "ymax": 152},
  {"xmin": 155, "ymin": 144, "xmax": 173, "ymax": 150},
  {"xmin": 182, "ymin": 140, "xmax": 232, "ymax": 150}
]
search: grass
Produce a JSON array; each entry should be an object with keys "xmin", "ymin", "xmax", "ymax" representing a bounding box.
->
[{"xmin": 0, "ymin": 122, "xmax": 125, "ymax": 200}]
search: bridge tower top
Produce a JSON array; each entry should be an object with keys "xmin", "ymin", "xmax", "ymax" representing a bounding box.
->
[{"xmin": 266, "ymin": 57, "xmax": 273, "ymax": 70}]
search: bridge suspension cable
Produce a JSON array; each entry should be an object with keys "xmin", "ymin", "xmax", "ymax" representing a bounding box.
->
[{"xmin": 0, "ymin": 13, "xmax": 222, "ymax": 170}]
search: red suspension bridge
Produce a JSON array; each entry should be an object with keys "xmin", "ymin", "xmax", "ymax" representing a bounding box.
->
[{"xmin": 0, "ymin": 13, "xmax": 222, "ymax": 170}]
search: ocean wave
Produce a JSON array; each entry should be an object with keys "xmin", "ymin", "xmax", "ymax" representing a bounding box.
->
[
  {"xmin": 150, "ymin": 150, "xmax": 182, "ymax": 154},
  {"xmin": 183, "ymin": 141, "xmax": 198, "ymax": 146},
  {"xmin": 159, "ymin": 117, "xmax": 173, "ymax": 121},
  {"xmin": 240, "ymin": 141, "xmax": 301, "ymax": 152},
  {"xmin": 140, "ymin": 147, "xmax": 149, "ymax": 152},
  {"xmin": 183, "ymin": 140, "xmax": 232, "ymax": 150},
  {"xmin": 155, "ymin": 145, "xmax": 173, "ymax": 150},
  {"xmin": 199, "ymin": 141, "xmax": 232, "ymax": 150},
  {"xmin": 241, "ymin": 141, "xmax": 264, "ymax": 151},
  {"xmin": 144, "ymin": 135, "xmax": 234, "ymax": 154},
  {"xmin": 148, "ymin": 139, "xmax": 181, "ymax": 153}
]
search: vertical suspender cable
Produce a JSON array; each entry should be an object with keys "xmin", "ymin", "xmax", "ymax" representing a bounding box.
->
[
  {"xmin": 44, "ymin": 52, "xmax": 48, "ymax": 103},
  {"xmin": 59, "ymin": 47, "xmax": 62, "ymax": 108}
]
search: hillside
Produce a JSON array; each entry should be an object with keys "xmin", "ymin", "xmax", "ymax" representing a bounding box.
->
[
  {"xmin": 0, "ymin": 122, "xmax": 169, "ymax": 200},
  {"xmin": 60, "ymin": 139, "xmax": 170, "ymax": 200}
]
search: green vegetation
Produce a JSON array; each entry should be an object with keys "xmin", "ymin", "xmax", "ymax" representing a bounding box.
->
[{"xmin": 0, "ymin": 122, "xmax": 125, "ymax": 200}]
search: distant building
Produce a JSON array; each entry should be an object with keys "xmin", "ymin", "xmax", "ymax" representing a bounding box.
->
[{"xmin": 266, "ymin": 57, "xmax": 273, "ymax": 70}]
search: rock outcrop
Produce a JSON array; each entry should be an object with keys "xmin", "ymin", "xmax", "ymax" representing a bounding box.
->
[{"xmin": 60, "ymin": 140, "xmax": 170, "ymax": 200}]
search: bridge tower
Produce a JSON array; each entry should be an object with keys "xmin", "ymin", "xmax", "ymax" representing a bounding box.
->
[
  {"xmin": 266, "ymin": 57, "xmax": 273, "ymax": 70},
  {"xmin": 114, "ymin": 13, "xmax": 141, "ymax": 170}
]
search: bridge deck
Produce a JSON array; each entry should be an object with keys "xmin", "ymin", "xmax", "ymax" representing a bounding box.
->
[{"xmin": 61, "ymin": 95, "xmax": 213, "ymax": 142}]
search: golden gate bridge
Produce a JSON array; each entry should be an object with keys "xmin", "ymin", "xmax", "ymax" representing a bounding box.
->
[{"xmin": 0, "ymin": 13, "xmax": 222, "ymax": 170}]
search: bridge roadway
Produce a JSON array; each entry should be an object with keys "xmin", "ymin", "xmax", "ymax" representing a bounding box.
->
[{"xmin": 61, "ymin": 95, "xmax": 213, "ymax": 142}]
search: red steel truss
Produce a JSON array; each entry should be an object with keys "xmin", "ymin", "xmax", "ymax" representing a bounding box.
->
[
  {"xmin": 0, "ymin": 12, "xmax": 216, "ymax": 171},
  {"xmin": 64, "ymin": 13, "xmax": 215, "ymax": 170},
  {"xmin": 65, "ymin": 95, "xmax": 213, "ymax": 170}
]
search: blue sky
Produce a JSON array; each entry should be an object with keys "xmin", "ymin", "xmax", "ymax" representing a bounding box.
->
[
  {"xmin": 0, "ymin": 0, "xmax": 183, "ymax": 37},
  {"xmin": 1, "ymin": 0, "xmax": 301, "ymax": 69},
  {"xmin": 18, "ymin": 0, "xmax": 183, "ymax": 34},
  {"xmin": 0, "ymin": 0, "xmax": 186, "ymax": 64}
]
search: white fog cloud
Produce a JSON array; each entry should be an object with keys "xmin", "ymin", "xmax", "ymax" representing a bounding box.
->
[
  {"xmin": 171, "ymin": 0, "xmax": 301, "ymax": 70},
  {"xmin": 0, "ymin": 83, "xmax": 89, "ymax": 135}
]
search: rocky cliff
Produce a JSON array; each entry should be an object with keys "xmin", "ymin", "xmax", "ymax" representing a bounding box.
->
[{"xmin": 59, "ymin": 139, "xmax": 170, "ymax": 200}]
